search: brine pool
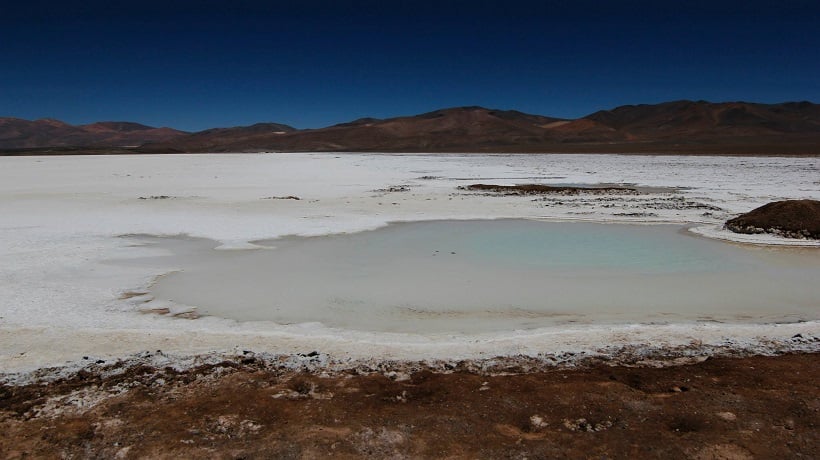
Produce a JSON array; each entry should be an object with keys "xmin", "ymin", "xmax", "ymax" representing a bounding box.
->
[{"xmin": 122, "ymin": 220, "xmax": 820, "ymax": 334}]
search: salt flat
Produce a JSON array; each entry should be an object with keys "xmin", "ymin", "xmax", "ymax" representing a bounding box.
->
[{"xmin": 0, "ymin": 153, "xmax": 818, "ymax": 374}]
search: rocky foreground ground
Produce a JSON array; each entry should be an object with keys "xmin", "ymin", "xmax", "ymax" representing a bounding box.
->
[{"xmin": 1, "ymin": 352, "xmax": 818, "ymax": 459}]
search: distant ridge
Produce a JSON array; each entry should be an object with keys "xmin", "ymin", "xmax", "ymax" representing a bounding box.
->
[
  {"xmin": 582, "ymin": 100, "xmax": 820, "ymax": 139},
  {"xmin": 0, "ymin": 117, "xmax": 188, "ymax": 150},
  {"xmin": 144, "ymin": 106, "xmax": 568, "ymax": 153},
  {"xmin": 3, "ymin": 100, "xmax": 820, "ymax": 155}
]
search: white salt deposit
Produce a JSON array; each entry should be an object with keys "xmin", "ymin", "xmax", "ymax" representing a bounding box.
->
[{"xmin": 0, "ymin": 153, "xmax": 818, "ymax": 373}]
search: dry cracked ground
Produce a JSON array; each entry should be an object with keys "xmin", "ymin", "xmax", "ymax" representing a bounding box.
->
[{"xmin": 1, "ymin": 353, "xmax": 818, "ymax": 459}]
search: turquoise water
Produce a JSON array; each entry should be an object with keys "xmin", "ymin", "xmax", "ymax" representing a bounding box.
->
[
  {"xmin": 136, "ymin": 220, "xmax": 820, "ymax": 333},
  {"xmin": 434, "ymin": 222, "xmax": 735, "ymax": 273}
]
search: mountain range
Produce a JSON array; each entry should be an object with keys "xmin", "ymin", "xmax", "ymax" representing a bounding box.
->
[
  {"xmin": 0, "ymin": 118, "xmax": 188, "ymax": 150},
  {"xmin": 3, "ymin": 100, "xmax": 819, "ymax": 155}
]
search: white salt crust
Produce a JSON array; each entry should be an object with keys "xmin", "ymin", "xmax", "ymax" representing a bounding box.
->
[{"xmin": 0, "ymin": 153, "xmax": 818, "ymax": 374}]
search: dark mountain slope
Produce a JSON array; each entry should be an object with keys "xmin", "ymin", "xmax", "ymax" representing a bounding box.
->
[
  {"xmin": 0, "ymin": 118, "xmax": 188, "ymax": 149},
  {"xmin": 142, "ymin": 107, "xmax": 567, "ymax": 153},
  {"xmin": 4, "ymin": 100, "xmax": 820, "ymax": 154}
]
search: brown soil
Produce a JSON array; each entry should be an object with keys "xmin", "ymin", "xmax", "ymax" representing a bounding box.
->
[
  {"xmin": 2, "ymin": 353, "xmax": 818, "ymax": 459},
  {"xmin": 726, "ymin": 200, "xmax": 820, "ymax": 239}
]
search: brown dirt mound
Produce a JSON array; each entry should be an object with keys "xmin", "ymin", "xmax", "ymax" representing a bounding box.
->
[
  {"xmin": 459, "ymin": 183, "xmax": 637, "ymax": 195},
  {"xmin": 725, "ymin": 199, "xmax": 820, "ymax": 239}
]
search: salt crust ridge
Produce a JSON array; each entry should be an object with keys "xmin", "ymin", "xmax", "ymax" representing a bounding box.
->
[{"xmin": 3, "ymin": 328, "xmax": 818, "ymax": 386}]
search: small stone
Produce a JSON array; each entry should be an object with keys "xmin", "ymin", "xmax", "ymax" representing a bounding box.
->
[
  {"xmin": 530, "ymin": 415, "xmax": 549, "ymax": 430},
  {"xmin": 594, "ymin": 421, "xmax": 613, "ymax": 432},
  {"xmin": 562, "ymin": 418, "xmax": 611, "ymax": 432},
  {"xmin": 385, "ymin": 371, "xmax": 410, "ymax": 382},
  {"xmin": 784, "ymin": 419, "xmax": 795, "ymax": 430},
  {"xmin": 716, "ymin": 412, "xmax": 737, "ymax": 421}
]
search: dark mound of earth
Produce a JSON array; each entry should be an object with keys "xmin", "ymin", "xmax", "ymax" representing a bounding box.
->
[
  {"xmin": 459, "ymin": 183, "xmax": 638, "ymax": 196},
  {"xmin": 725, "ymin": 200, "xmax": 820, "ymax": 239}
]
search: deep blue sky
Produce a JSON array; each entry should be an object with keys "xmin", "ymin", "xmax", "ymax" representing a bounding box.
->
[{"xmin": 2, "ymin": 0, "xmax": 819, "ymax": 131}]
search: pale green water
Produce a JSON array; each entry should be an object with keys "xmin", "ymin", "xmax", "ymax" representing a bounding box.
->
[{"xmin": 132, "ymin": 220, "xmax": 820, "ymax": 333}]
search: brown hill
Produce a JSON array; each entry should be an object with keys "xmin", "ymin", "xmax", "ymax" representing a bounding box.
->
[
  {"xmin": 0, "ymin": 117, "xmax": 188, "ymax": 149},
  {"xmin": 577, "ymin": 100, "xmax": 820, "ymax": 139},
  {"xmin": 142, "ymin": 107, "xmax": 566, "ymax": 153},
  {"xmin": 4, "ymin": 100, "xmax": 820, "ymax": 154},
  {"xmin": 725, "ymin": 200, "xmax": 820, "ymax": 239},
  {"xmin": 142, "ymin": 101, "xmax": 820, "ymax": 154},
  {"xmin": 140, "ymin": 122, "xmax": 297, "ymax": 153}
]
